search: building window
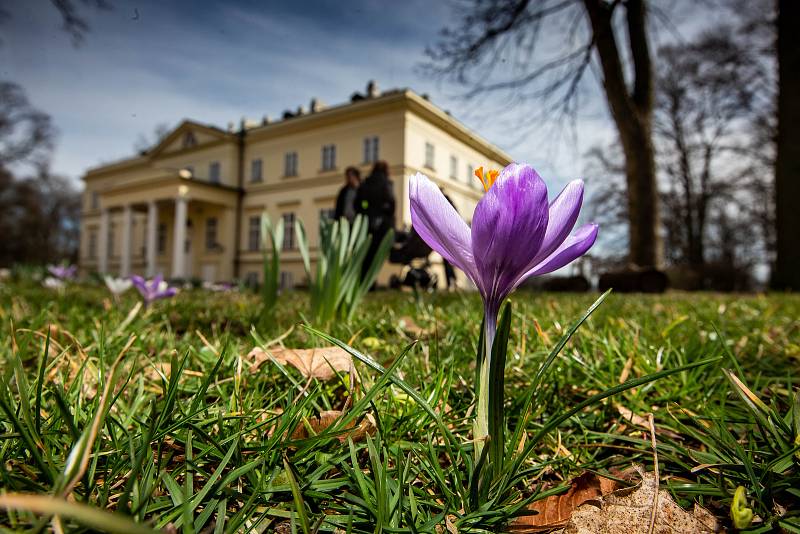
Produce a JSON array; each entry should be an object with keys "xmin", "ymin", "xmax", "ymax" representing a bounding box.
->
[
  {"xmin": 90, "ymin": 191, "xmax": 99, "ymax": 210},
  {"xmin": 280, "ymin": 271, "xmax": 294, "ymax": 290},
  {"xmin": 205, "ymin": 217, "xmax": 218, "ymax": 250},
  {"xmin": 425, "ymin": 142, "xmax": 435, "ymax": 170},
  {"xmin": 450, "ymin": 155, "xmax": 458, "ymax": 179},
  {"xmin": 363, "ymin": 136, "xmax": 379, "ymax": 163},
  {"xmin": 251, "ymin": 158, "xmax": 263, "ymax": 182},
  {"xmin": 157, "ymin": 223, "xmax": 167, "ymax": 254},
  {"xmin": 284, "ymin": 151, "xmax": 298, "ymax": 177},
  {"xmin": 182, "ymin": 131, "xmax": 197, "ymax": 148},
  {"xmin": 248, "ymin": 216, "xmax": 261, "ymax": 251},
  {"xmin": 467, "ymin": 164, "xmax": 477, "ymax": 188},
  {"xmin": 88, "ymin": 229, "xmax": 97, "ymax": 259},
  {"xmin": 108, "ymin": 222, "xmax": 116, "ymax": 257},
  {"xmin": 281, "ymin": 213, "xmax": 296, "ymax": 250},
  {"xmin": 319, "ymin": 208, "xmax": 336, "ymax": 222},
  {"xmin": 209, "ymin": 161, "xmax": 221, "ymax": 184},
  {"xmin": 321, "ymin": 144, "xmax": 336, "ymax": 171}
]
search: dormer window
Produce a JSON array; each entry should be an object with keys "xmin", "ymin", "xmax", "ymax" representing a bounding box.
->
[{"xmin": 182, "ymin": 131, "xmax": 197, "ymax": 148}]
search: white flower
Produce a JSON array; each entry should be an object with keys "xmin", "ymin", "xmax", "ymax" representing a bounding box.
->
[
  {"xmin": 104, "ymin": 275, "xmax": 133, "ymax": 295},
  {"xmin": 43, "ymin": 277, "xmax": 65, "ymax": 290}
]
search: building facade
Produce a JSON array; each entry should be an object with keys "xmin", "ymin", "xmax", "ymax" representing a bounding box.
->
[{"xmin": 79, "ymin": 85, "xmax": 513, "ymax": 287}]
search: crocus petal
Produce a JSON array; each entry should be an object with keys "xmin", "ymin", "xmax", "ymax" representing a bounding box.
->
[
  {"xmin": 522, "ymin": 223, "xmax": 598, "ymax": 278},
  {"xmin": 512, "ymin": 179, "xmax": 585, "ymax": 287},
  {"xmin": 471, "ymin": 164, "xmax": 549, "ymax": 302},
  {"xmin": 537, "ymin": 180, "xmax": 584, "ymax": 263},
  {"xmin": 409, "ymin": 172, "xmax": 480, "ymax": 285}
]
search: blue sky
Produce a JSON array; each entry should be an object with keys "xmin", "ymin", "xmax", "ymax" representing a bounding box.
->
[{"xmin": 2, "ymin": 0, "xmax": 708, "ymax": 191}]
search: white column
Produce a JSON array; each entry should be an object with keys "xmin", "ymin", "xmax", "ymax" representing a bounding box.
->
[
  {"xmin": 172, "ymin": 196, "xmax": 188, "ymax": 279},
  {"xmin": 146, "ymin": 201, "xmax": 158, "ymax": 277},
  {"xmin": 98, "ymin": 209, "xmax": 110, "ymax": 274},
  {"xmin": 120, "ymin": 205, "xmax": 133, "ymax": 277}
]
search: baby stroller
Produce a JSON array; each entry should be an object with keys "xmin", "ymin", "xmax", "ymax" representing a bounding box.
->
[{"xmin": 388, "ymin": 227, "xmax": 439, "ymax": 291}]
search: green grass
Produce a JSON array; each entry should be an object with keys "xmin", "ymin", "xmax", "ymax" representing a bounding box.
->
[{"xmin": 1, "ymin": 280, "xmax": 799, "ymax": 532}]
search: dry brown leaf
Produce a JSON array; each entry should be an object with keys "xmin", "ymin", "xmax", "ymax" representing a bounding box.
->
[
  {"xmin": 248, "ymin": 346, "xmax": 353, "ymax": 381},
  {"xmin": 510, "ymin": 472, "xmax": 622, "ymax": 532},
  {"xmin": 618, "ymin": 356, "xmax": 634, "ymax": 383},
  {"xmin": 565, "ymin": 468, "xmax": 719, "ymax": 534},
  {"xmin": 617, "ymin": 405, "xmax": 650, "ymax": 427},
  {"xmin": 290, "ymin": 410, "xmax": 375, "ymax": 442},
  {"xmin": 398, "ymin": 316, "xmax": 433, "ymax": 338},
  {"xmin": 616, "ymin": 405, "xmax": 683, "ymax": 440},
  {"xmin": 145, "ymin": 362, "xmax": 171, "ymax": 382}
]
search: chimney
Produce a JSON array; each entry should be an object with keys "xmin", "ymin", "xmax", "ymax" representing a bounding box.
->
[
  {"xmin": 310, "ymin": 98, "xmax": 325, "ymax": 113},
  {"xmin": 367, "ymin": 80, "xmax": 379, "ymax": 98},
  {"xmin": 296, "ymin": 105, "xmax": 306, "ymax": 115},
  {"xmin": 262, "ymin": 114, "xmax": 271, "ymax": 125}
]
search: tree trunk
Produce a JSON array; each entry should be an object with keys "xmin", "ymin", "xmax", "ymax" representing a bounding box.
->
[
  {"xmin": 584, "ymin": 0, "xmax": 662, "ymax": 268},
  {"xmin": 773, "ymin": 0, "xmax": 800, "ymax": 290},
  {"xmin": 622, "ymin": 125, "xmax": 661, "ymax": 267}
]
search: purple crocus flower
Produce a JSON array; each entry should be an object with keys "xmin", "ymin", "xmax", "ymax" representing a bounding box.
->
[
  {"xmin": 130, "ymin": 274, "xmax": 178, "ymax": 305},
  {"xmin": 409, "ymin": 163, "xmax": 598, "ymax": 451},
  {"xmin": 47, "ymin": 264, "xmax": 77, "ymax": 280}
]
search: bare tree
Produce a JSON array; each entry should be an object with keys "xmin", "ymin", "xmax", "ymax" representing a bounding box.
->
[
  {"xmin": 0, "ymin": 165, "xmax": 81, "ymax": 267},
  {"xmin": 424, "ymin": 0, "xmax": 662, "ymax": 268},
  {"xmin": 655, "ymin": 28, "xmax": 763, "ymax": 268},
  {"xmin": 0, "ymin": 0, "xmax": 110, "ymax": 46},
  {"xmin": 134, "ymin": 122, "xmax": 172, "ymax": 154},
  {"xmin": 0, "ymin": 82, "xmax": 80, "ymax": 266},
  {"xmin": 583, "ymin": 144, "xmax": 628, "ymax": 267},
  {"xmin": 0, "ymin": 81, "xmax": 55, "ymax": 169},
  {"xmin": 585, "ymin": 26, "xmax": 773, "ymax": 284},
  {"xmin": 773, "ymin": 0, "xmax": 800, "ymax": 290}
]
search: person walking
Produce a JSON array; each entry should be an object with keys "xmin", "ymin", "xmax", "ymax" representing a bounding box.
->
[
  {"xmin": 355, "ymin": 161, "xmax": 395, "ymax": 279},
  {"xmin": 334, "ymin": 166, "xmax": 361, "ymax": 223}
]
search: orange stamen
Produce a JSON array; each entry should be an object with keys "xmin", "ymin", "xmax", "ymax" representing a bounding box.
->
[{"xmin": 474, "ymin": 166, "xmax": 499, "ymax": 192}]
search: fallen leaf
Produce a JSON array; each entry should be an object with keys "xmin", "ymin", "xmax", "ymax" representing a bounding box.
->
[
  {"xmin": 145, "ymin": 362, "xmax": 171, "ymax": 382},
  {"xmin": 616, "ymin": 405, "xmax": 683, "ymax": 440},
  {"xmin": 564, "ymin": 468, "xmax": 718, "ymax": 534},
  {"xmin": 618, "ymin": 356, "xmax": 634, "ymax": 383},
  {"xmin": 290, "ymin": 410, "xmax": 375, "ymax": 442},
  {"xmin": 248, "ymin": 346, "xmax": 353, "ymax": 381},
  {"xmin": 617, "ymin": 405, "xmax": 650, "ymax": 427},
  {"xmin": 510, "ymin": 472, "xmax": 622, "ymax": 531},
  {"xmin": 398, "ymin": 315, "xmax": 433, "ymax": 338}
]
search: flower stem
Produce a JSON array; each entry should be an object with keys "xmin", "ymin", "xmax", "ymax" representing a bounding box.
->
[{"xmin": 474, "ymin": 304, "xmax": 497, "ymax": 460}]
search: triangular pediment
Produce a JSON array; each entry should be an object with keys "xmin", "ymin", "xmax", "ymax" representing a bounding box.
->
[{"xmin": 147, "ymin": 120, "xmax": 233, "ymax": 158}]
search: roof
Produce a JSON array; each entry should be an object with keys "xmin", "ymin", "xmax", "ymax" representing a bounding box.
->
[{"xmin": 84, "ymin": 88, "xmax": 513, "ymax": 180}]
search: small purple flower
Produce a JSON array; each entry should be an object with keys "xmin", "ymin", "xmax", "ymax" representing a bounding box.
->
[
  {"xmin": 47, "ymin": 264, "xmax": 77, "ymax": 280},
  {"xmin": 409, "ymin": 163, "xmax": 598, "ymax": 451},
  {"xmin": 131, "ymin": 274, "xmax": 178, "ymax": 305}
]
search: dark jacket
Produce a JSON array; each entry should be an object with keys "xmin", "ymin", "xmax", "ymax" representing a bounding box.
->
[
  {"xmin": 355, "ymin": 172, "xmax": 395, "ymax": 236},
  {"xmin": 334, "ymin": 184, "xmax": 358, "ymax": 222}
]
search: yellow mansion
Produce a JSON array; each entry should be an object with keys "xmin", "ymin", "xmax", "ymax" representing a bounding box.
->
[{"xmin": 79, "ymin": 83, "xmax": 512, "ymax": 287}]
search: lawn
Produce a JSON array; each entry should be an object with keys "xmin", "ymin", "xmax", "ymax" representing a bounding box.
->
[{"xmin": 1, "ymin": 281, "xmax": 799, "ymax": 532}]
